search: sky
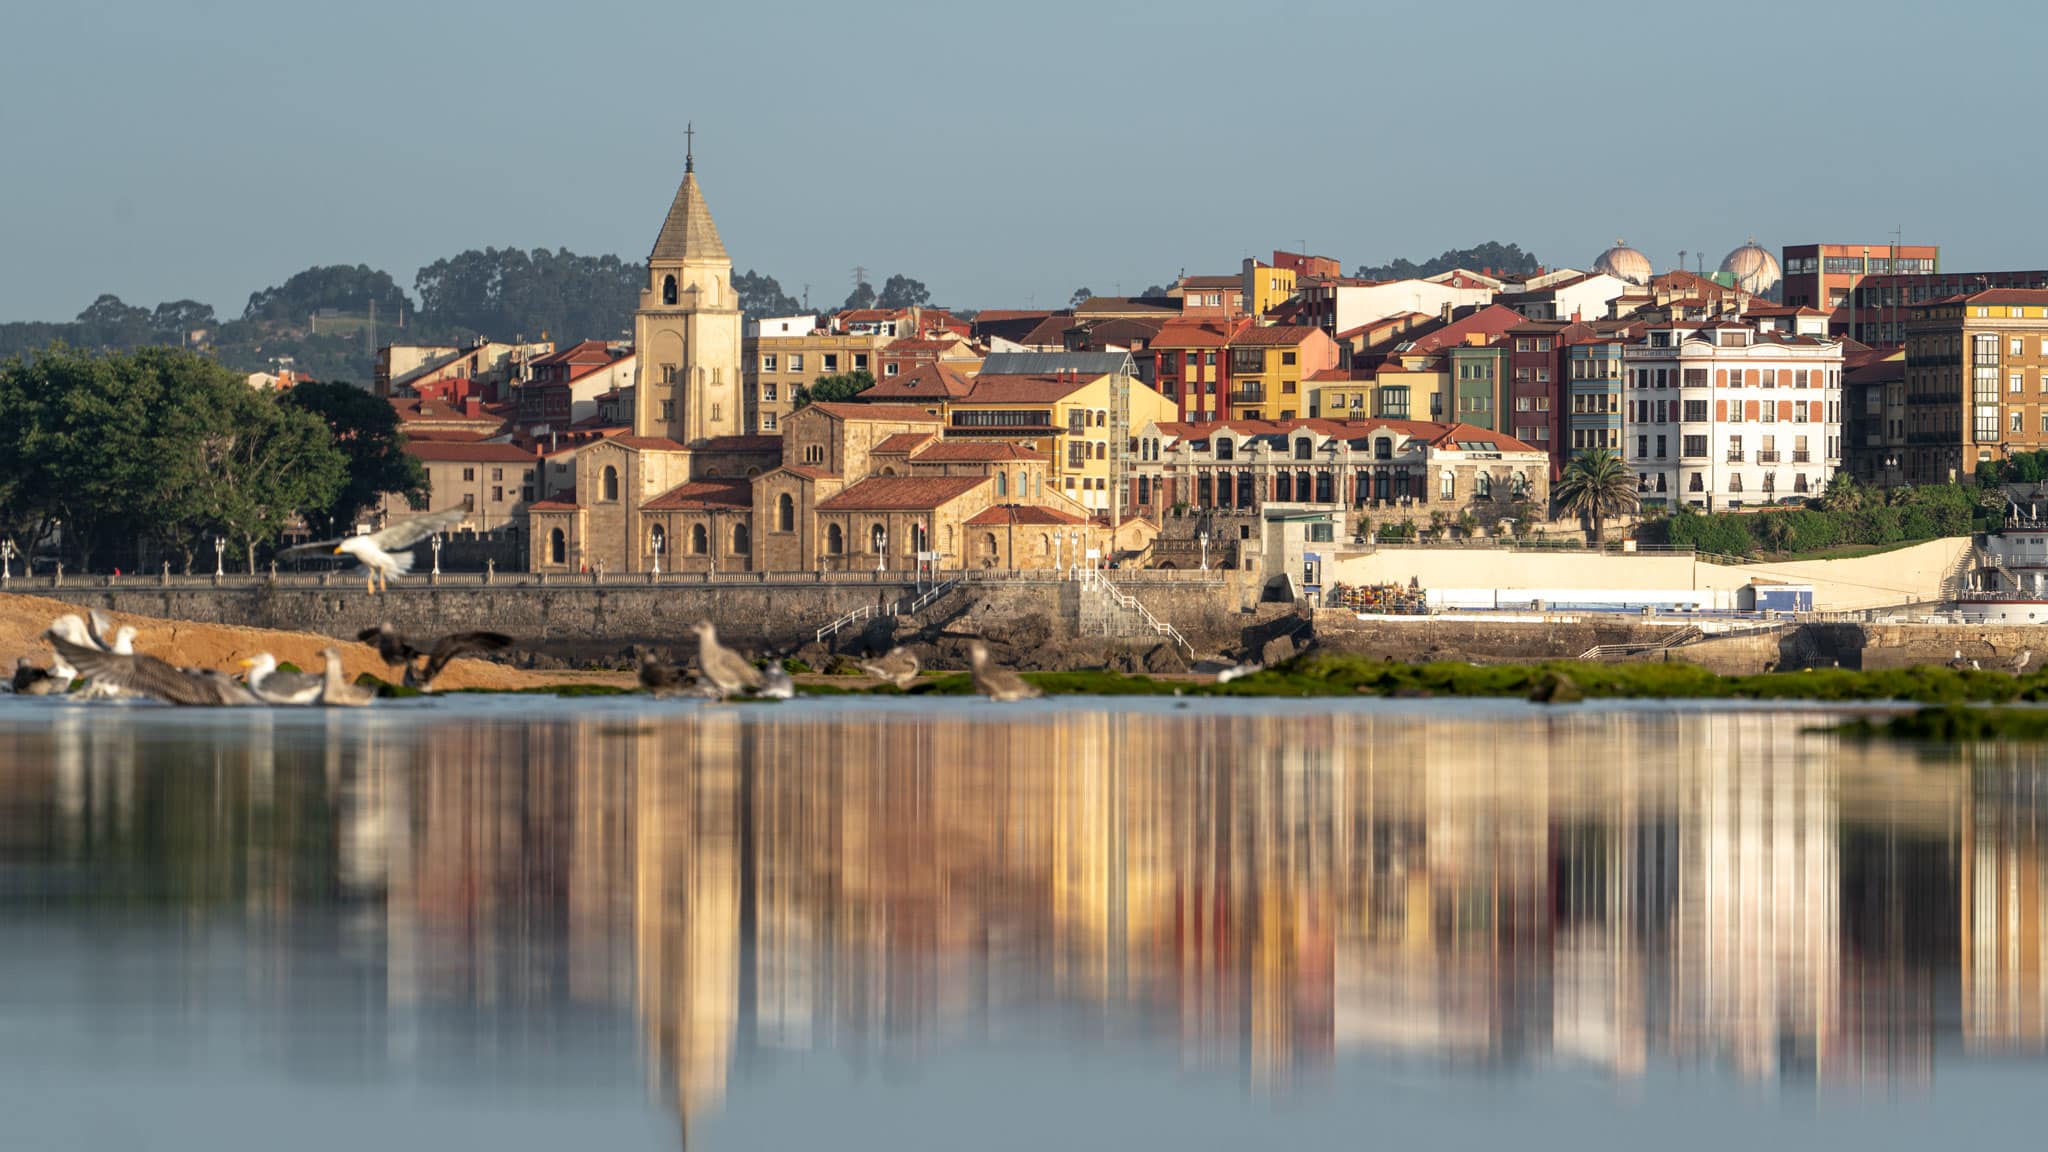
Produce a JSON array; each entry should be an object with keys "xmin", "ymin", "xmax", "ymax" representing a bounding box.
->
[{"xmin": 1, "ymin": 0, "xmax": 2039, "ymax": 322}]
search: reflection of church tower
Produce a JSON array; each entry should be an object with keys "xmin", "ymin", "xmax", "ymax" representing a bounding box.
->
[{"xmin": 634, "ymin": 130, "xmax": 742, "ymax": 444}]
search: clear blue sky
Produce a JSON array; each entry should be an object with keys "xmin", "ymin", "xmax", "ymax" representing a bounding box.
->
[{"xmin": 2, "ymin": 0, "xmax": 2037, "ymax": 321}]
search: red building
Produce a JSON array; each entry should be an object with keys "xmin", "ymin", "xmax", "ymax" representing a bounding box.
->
[
  {"xmin": 1780, "ymin": 242, "xmax": 1939, "ymax": 323},
  {"xmin": 1147, "ymin": 319, "xmax": 1246, "ymax": 422}
]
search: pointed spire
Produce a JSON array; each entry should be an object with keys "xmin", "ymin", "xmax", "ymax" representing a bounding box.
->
[
  {"xmin": 648, "ymin": 137, "xmax": 726, "ymax": 265},
  {"xmin": 685, "ymin": 121, "xmax": 694, "ymax": 173}
]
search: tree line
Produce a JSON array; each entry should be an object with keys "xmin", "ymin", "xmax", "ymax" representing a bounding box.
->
[
  {"xmin": 0, "ymin": 347, "xmax": 425, "ymax": 572},
  {"xmin": 0, "ymin": 257, "xmax": 947, "ymax": 384}
]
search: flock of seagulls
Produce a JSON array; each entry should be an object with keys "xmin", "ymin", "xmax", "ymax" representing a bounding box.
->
[
  {"xmin": 7, "ymin": 610, "xmax": 502, "ymax": 708},
  {"xmin": 9, "ymin": 613, "xmax": 1057, "ymax": 708}
]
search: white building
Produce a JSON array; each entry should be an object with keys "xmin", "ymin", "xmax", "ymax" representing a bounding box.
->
[
  {"xmin": 745, "ymin": 314, "xmax": 819, "ymax": 339},
  {"xmin": 1302, "ymin": 278, "xmax": 1496, "ymax": 336},
  {"xmin": 1623, "ymin": 320, "xmax": 1844, "ymax": 509}
]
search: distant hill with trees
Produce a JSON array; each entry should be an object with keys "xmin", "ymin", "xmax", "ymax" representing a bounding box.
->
[{"xmin": 1355, "ymin": 242, "xmax": 1542, "ymax": 281}]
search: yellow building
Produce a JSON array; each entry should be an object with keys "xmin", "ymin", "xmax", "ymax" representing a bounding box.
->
[
  {"xmin": 1243, "ymin": 258, "xmax": 1299, "ymax": 320},
  {"xmin": 741, "ymin": 321, "xmax": 892, "ymax": 435},
  {"xmin": 1902, "ymin": 288, "xmax": 2048, "ymax": 483},
  {"xmin": 1225, "ymin": 325, "xmax": 1341, "ymax": 422},
  {"xmin": 939, "ymin": 353, "xmax": 1176, "ymax": 515},
  {"xmin": 1307, "ymin": 363, "xmax": 1448, "ymax": 421}
]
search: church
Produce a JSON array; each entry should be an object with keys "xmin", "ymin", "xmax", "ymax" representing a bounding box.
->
[{"xmin": 525, "ymin": 149, "xmax": 1158, "ymax": 576}]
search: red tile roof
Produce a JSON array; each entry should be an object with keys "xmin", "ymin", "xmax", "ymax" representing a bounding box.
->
[
  {"xmin": 1152, "ymin": 416, "xmax": 1540, "ymax": 456},
  {"xmin": 807, "ymin": 402, "xmax": 944, "ymax": 423},
  {"xmin": 882, "ymin": 336, "xmax": 968, "ymax": 352},
  {"xmin": 1180, "ymin": 274, "xmax": 1242, "ymax": 290},
  {"xmin": 613, "ymin": 436, "xmax": 691, "ymax": 452},
  {"xmin": 872, "ymin": 432, "xmax": 938, "ymax": 454},
  {"xmin": 642, "ymin": 479, "xmax": 753, "ymax": 511},
  {"xmin": 768, "ymin": 465, "xmax": 841, "ymax": 482},
  {"xmin": 1020, "ymin": 316, "xmax": 1085, "ymax": 346},
  {"xmin": 1228, "ymin": 324, "xmax": 1325, "ymax": 347},
  {"xmin": 973, "ymin": 309, "xmax": 1054, "ymax": 323},
  {"xmin": 406, "ymin": 441, "xmax": 538, "ymax": 463},
  {"xmin": 815, "ymin": 475, "xmax": 986, "ymax": 511},
  {"xmin": 1964, "ymin": 289, "xmax": 2048, "ymax": 306},
  {"xmin": 956, "ymin": 374, "xmax": 1094, "ymax": 403},
  {"xmin": 910, "ymin": 441, "xmax": 1047, "ymax": 463},
  {"xmin": 402, "ymin": 429, "xmax": 497, "ymax": 443},
  {"xmin": 965, "ymin": 504, "xmax": 1086, "ymax": 526},
  {"xmin": 1149, "ymin": 319, "xmax": 1243, "ymax": 348},
  {"xmin": 861, "ymin": 364, "xmax": 973, "ymax": 400},
  {"xmin": 530, "ymin": 339, "xmax": 622, "ymax": 367}
]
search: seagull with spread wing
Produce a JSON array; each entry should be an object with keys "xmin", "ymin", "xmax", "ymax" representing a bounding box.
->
[
  {"xmin": 282, "ymin": 507, "xmax": 468, "ymax": 594},
  {"xmin": 354, "ymin": 624, "xmax": 514, "ymax": 692},
  {"xmin": 47, "ymin": 628, "xmax": 260, "ymax": 707}
]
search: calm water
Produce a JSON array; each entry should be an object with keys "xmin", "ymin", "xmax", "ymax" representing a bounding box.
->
[{"xmin": 2, "ymin": 695, "xmax": 2045, "ymax": 1150}]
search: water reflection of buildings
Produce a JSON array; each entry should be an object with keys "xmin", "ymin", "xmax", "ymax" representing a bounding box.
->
[{"xmin": 9, "ymin": 704, "xmax": 2048, "ymax": 1133}]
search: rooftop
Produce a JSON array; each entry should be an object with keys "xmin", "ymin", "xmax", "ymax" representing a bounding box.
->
[
  {"xmin": 815, "ymin": 475, "xmax": 986, "ymax": 511},
  {"xmin": 642, "ymin": 479, "xmax": 753, "ymax": 511}
]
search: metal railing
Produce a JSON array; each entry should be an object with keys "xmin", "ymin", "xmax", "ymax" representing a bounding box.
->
[
  {"xmin": 1579, "ymin": 625, "xmax": 1702, "ymax": 660},
  {"xmin": 814, "ymin": 577, "xmax": 964, "ymax": 643},
  {"xmin": 1080, "ymin": 569, "xmax": 1193, "ymax": 654}
]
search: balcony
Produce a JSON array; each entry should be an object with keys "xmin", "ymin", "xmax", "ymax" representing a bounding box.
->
[
  {"xmin": 1757, "ymin": 450, "xmax": 1780, "ymax": 463},
  {"xmin": 1230, "ymin": 387, "xmax": 1267, "ymax": 405},
  {"xmin": 1793, "ymin": 450, "xmax": 1812, "ymax": 463},
  {"xmin": 1725, "ymin": 451, "xmax": 1745, "ymax": 463}
]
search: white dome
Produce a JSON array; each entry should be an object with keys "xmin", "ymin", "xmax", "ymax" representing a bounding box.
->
[
  {"xmin": 1719, "ymin": 239, "xmax": 1781, "ymax": 294},
  {"xmin": 1592, "ymin": 239, "xmax": 1652, "ymax": 286}
]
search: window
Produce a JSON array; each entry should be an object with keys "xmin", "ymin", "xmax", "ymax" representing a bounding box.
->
[
  {"xmin": 776, "ymin": 492, "xmax": 795, "ymax": 532},
  {"xmin": 1683, "ymin": 368, "xmax": 1708, "ymax": 388},
  {"xmin": 1683, "ymin": 400, "xmax": 1708, "ymax": 422},
  {"xmin": 491, "ymin": 468, "xmax": 503, "ymax": 482},
  {"xmin": 2017, "ymin": 410, "xmax": 2027, "ymax": 434},
  {"xmin": 1535, "ymin": 396, "xmax": 1550, "ymax": 412},
  {"xmin": 1439, "ymin": 470, "xmax": 1454, "ymax": 499},
  {"xmin": 1795, "ymin": 401, "xmax": 1810, "ymax": 422},
  {"xmin": 690, "ymin": 524, "xmax": 708, "ymax": 554},
  {"xmin": 602, "ymin": 465, "xmax": 619, "ymax": 501},
  {"xmin": 2015, "ymin": 374, "xmax": 2026, "ymax": 395},
  {"xmin": 1682, "ymin": 435, "xmax": 1707, "ymax": 459},
  {"xmin": 1656, "ymin": 435, "xmax": 1668, "ymax": 459},
  {"xmin": 761, "ymin": 354, "xmax": 778, "ymax": 372},
  {"xmin": 1688, "ymin": 472, "xmax": 1704, "ymax": 492},
  {"xmin": 649, "ymin": 523, "xmax": 665, "ymax": 554},
  {"xmin": 462, "ymin": 467, "xmax": 475, "ymax": 482},
  {"xmin": 662, "ymin": 365, "xmax": 679, "ymax": 384},
  {"xmin": 826, "ymin": 523, "xmax": 843, "ymax": 554},
  {"xmin": 764, "ymin": 383, "xmax": 777, "ymax": 402},
  {"xmin": 491, "ymin": 485, "xmax": 503, "ymax": 502},
  {"xmin": 2015, "ymin": 338, "xmax": 2027, "ymax": 356},
  {"xmin": 1475, "ymin": 472, "xmax": 1492, "ymax": 498},
  {"xmin": 1294, "ymin": 438, "xmax": 1313, "ymax": 460},
  {"xmin": 1637, "ymin": 435, "xmax": 1649, "ymax": 458},
  {"xmin": 853, "ymin": 354, "xmax": 869, "ymax": 371},
  {"xmin": 660, "ymin": 400, "xmax": 675, "ymax": 421},
  {"xmin": 1215, "ymin": 437, "xmax": 1234, "ymax": 461},
  {"xmin": 884, "ymin": 363, "xmax": 899, "ymax": 376},
  {"xmin": 662, "ymin": 275, "xmax": 678, "ymax": 305},
  {"xmin": 1516, "ymin": 397, "xmax": 1532, "ymax": 412},
  {"xmin": 732, "ymin": 523, "xmax": 750, "ymax": 555},
  {"xmin": 1535, "ymin": 368, "xmax": 1550, "ymax": 383},
  {"xmin": 803, "ymin": 444, "xmax": 825, "ymax": 465},
  {"xmin": 548, "ymin": 528, "xmax": 566, "ymax": 564},
  {"xmin": 1281, "ymin": 351, "xmax": 1297, "ymax": 366}
]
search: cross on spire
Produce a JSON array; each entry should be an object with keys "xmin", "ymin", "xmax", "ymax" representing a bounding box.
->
[{"xmin": 685, "ymin": 121, "xmax": 694, "ymax": 173}]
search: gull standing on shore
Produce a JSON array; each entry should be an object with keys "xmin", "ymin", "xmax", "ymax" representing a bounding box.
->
[
  {"xmin": 969, "ymin": 641, "xmax": 1041, "ymax": 702},
  {"xmin": 240, "ymin": 653, "xmax": 325, "ymax": 705},
  {"xmin": 318, "ymin": 648, "xmax": 377, "ymax": 707},
  {"xmin": 858, "ymin": 647, "xmax": 920, "ymax": 690},
  {"xmin": 692, "ymin": 621, "xmax": 762, "ymax": 700}
]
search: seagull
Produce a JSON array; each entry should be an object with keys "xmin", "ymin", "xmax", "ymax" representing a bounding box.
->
[
  {"xmin": 692, "ymin": 621, "xmax": 761, "ymax": 699},
  {"xmin": 969, "ymin": 641, "xmax": 1040, "ymax": 702},
  {"xmin": 239, "ymin": 653, "xmax": 324, "ymax": 706},
  {"xmin": 638, "ymin": 652, "xmax": 700, "ymax": 698},
  {"xmin": 1948, "ymin": 649, "xmax": 1969, "ymax": 671},
  {"xmin": 9, "ymin": 656, "xmax": 72, "ymax": 696},
  {"xmin": 2015, "ymin": 649, "xmax": 2034, "ymax": 676},
  {"xmin": 858, "ymin": 647, "xmax": 920, "ymax": 690},
  {"xmin": 757, "ymin": 663, "xmax": 795, "ymax": 700},
  {"xmin": 48, "ymin": 615, "xmax": 136, "ymax": 698},
  {"xmin": 354, "ymin": 624, "xmax": 514, "ymax": 692},
  {"xmin": 280, "ymin": 507, "xmax": 467, "ymax": 594},
  {"xmin": 318, "ymin": 648, "xmax": 377, "ymax": 707},
  {"xmin": 1216, "ymin": 659, "xmax": 1264, "ymax": 684},
  {"xmin": 47, "ymin": 630, "xmax": 259, "ymax": 707}
]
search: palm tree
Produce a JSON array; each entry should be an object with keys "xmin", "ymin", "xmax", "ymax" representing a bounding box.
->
[{"xmin": 1552, "ymin": 448, "xmax": 1638, "ymax": 544}]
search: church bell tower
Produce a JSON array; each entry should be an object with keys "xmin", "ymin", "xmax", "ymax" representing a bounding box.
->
[{"xmin": 633, "ymin": 127, "xmax": 742, "ymax": 443}]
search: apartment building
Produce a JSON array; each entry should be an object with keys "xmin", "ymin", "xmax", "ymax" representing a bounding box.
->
[
  {"xmin": 1901, "ymin": 289, "xmax": 2048, "ymax": 483},
  {"xmin": 1623, "ymin": 320, "xmax": 1845, "ymax": 509},
  {"xmin": 742, "ymin": 316, "xmax": 889, "ymax": 434}
]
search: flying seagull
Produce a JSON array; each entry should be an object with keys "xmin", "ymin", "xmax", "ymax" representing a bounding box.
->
[
  {"xmin": 757, "ymin": 662, "xmax": 795, "ymax": 701},
  {"xmin": 858, "ymin": 647, "xmax": 920, "ymax": 690},
  {"xmin": 354, "ymin": 624, "xmax": 514, "ymax": 692},
  {"xmin": 969, "ymin": 641, "xmax": 1040, "ymax": 702},
  {"xmin": 282, "ymin": 507, "xmax": 467, "ymax": 594},
  {"xmin": 318, "ymin": 648, "xmax": 377, "ymax": 707},
  {"xmin": 48, "ymin": 614, "xmax": 137, "ymax": 698},
  {"xmin": 692, "ymin": 621, "xmax": 762, "ymax": 700},
  {"xmin": 47, "ymin": 630, "xmax": 259, "ymax": 707},
  {"xmin": 239, "ymin": 653, "xmax": 324, "ymax": 706}
]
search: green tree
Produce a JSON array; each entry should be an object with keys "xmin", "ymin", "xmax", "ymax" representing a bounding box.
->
[
  {"xmin": 792, "ymin": 370, "xmax": 875, "ymax": 409},
  {"xmin": 877, "ymin": 274, "xmax": 931, "ymax": 309},
  {"xmin": 1355, "ymin": 241, "xmax": 1541, "ymax": 281},
  {"xmin": 1070, "ymin": 287, "xmax": 1094, "ymax": 309},
  {"xmin": 283, "ymin": 381, "xmax": 428, "ymax": 533},
  {"xmin": 733, "ymin": 269, "xmax": 803, "ymax": 317},
  {"xmin": 1551, "ymin": 447, "xmax": 1639, "ymax": 543},
  {"xmin": 166, "ymin": 384, "xmax": 347, "ymax": 572},
  {"xmin": 842, "ymin": 280, "xmax": 877, "ymax": 311},
  {"xmin": 244, "ymin": 265, "xmax": 411, "ymax": 323}
]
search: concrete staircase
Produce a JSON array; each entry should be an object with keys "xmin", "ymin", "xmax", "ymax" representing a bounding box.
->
[{"xmin": 1078, "ymin": 570, "xmax": 1192, "ymax": 655}]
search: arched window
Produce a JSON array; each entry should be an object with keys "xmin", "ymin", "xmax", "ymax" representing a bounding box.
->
[
  {"xmin": 777, "ymin": 492, "xmax": 795, "ymax": 532},
  {"xmin": 1037, "ymin": 532, "xmax": 1051, "ymax": 557},
  {"xmin": 997, "ymin": 471, "xmax": 1009, "ymax": 497},
  {"xmin": 981, "ymin": 532, "xmax": 999, "ymax": 559},
  {"xmin": 662, "ymin": 274, "xmax": 678, "ymax": 306},
  {"xmin": 803, "ymin": 444, "xmax": 825, "ymax": 465},
  {"xmin": 827, "ymin": 523, "xmax": 844, "ymax": 554},
  {"xmin": 649, "ymin": 523, "xmax": 666, "ymax": 553},
  {"xmin": 1216, "ymin": 437, "xmax": 1235, "ymax": 462},
  {"xmin": 732, "ymin": 522, "xmax": 750, "ymax": 555},
  {"xmin": 871, "ymin": 523, "xmax": 887, "ymax": 553},
  {"xmin": 1511, "ymin": 471, "xmax": 1529, "ymax": 496},
  {"xmin": 549, "ymin": 527, "xmax": 566, "ymax": 564},
  {"xmin": 602, "ymin": 465, "xmax": 619, "ymax": 502},
  {"xmin": 1295, "ymin": 438, "xmax": 1313, "ymax": 460},
  {"xmin": 1095, "ymin": 442, "xmax": 1107, "ymax": 460},
  {"xmin": 1475, "ymin": 472, "xmax": 1492, "ymax": 498},
  {"xmin": 691, "ymin": 523, "xmax": 708, "ymax": 554},
  {"xmin": 911, "ymin": 523, "xmax": 928, "ymax": 553},
  {"xmin": 1440, "ymin": 470, "xmax": 1455, "ymax": 500},
  {"xmin": 1375, "ymin": 437, "xmax": 1393, "ymax": 460}
]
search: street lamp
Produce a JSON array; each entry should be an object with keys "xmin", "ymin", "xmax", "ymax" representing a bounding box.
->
[
  {"xmin": 650, "ymin": 531, "xmax": 663, "ymax": 576},
  {"xmin": 1199, "ymin": 529, "xmax": 1210, "ymax": 571},
  {"xmin": 876, "ymin": 526, "xmax": 888, "ymax": 573},
  {"xmin": 213, "ymin": 536, "xmax": 226, "ymax": 579},
  {"xmin": 430, "ymin": 532, "xmax": 443, "ymax": 577},
  {"xmin": 0, "ymin": 539, "xmax": 13, "ymax": 582}
]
